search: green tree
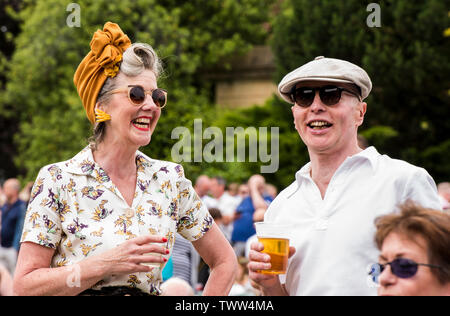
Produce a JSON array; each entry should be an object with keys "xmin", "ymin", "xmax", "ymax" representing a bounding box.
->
[
  {"xmin": 206, "ymin": 96, "xmax": 307, "ymax": 189},
  {"xmin": 1, "ymin": 0, "xmax": 275, "ymax": 182},
  {"xmin": 271, "ymin": 0, "xmax": 450, "ymax": 182},
  {"xmin": 0, "ymin": 0, "xmax": 22, "ymax": 180}
]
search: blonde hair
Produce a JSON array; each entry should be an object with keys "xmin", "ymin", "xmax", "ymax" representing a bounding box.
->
[{"xmin": 120, "ymin": 43, "xmax": 162, "ymax": 78}]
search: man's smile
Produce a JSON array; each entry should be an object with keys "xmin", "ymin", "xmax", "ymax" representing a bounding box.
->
[{"xmin": 306, "ymin": 120, "xmax": 333, "ymax": 130}]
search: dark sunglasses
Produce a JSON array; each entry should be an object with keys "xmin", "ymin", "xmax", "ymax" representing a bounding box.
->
[
  {"xmin": 369, "ymin": 258, "xmax": 443, "ymax": 283},
  {"xmin": 290, "ymin": 85, "xmax": 360, "ymax": 107},
  {"xmin": 107, "ymin": 85, "xmax": 167, "ymax": 108}
]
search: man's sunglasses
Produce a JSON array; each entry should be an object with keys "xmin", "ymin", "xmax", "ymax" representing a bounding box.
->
[
  {"xmin": 107, "ymin": 85, "xmax": 167, "ymax": 108},
  {"xmin": 369, "ymin": 258, "xmax": 443, "ymax": 282},
  {"xmin": 289, "ymin": 85, "xmax": 360, "ymax": 107}
]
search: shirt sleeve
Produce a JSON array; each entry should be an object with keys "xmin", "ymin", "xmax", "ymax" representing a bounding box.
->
[
  {"xmin": 175, "ymin": 165, "xmax": 213, "ymax": 242},
  {"xmin": 20, "ymin": 165, "xmax": 64, "ymax": 249},
  {"xmin": 402, "ymin": 167, "xmax": 442, "ymax": 211}
]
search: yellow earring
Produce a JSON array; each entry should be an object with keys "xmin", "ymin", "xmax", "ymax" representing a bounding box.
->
[{"xmin": 95, "ymin": 109, "xmax": 111, "ymax": 123}]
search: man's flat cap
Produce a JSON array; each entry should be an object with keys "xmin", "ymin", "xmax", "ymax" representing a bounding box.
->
[{"xmin": 278, "ymin": 56, "xmax": 372, "ymax": 104}]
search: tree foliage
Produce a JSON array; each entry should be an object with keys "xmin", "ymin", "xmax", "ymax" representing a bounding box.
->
[
  {"xmin": 1, "ymin": 0, "xmax": 275, "ymax": 182},
  {"xmin": 1, "ymin": 0, "xmax": 449, "ymax": 189},
  {"xmin": 271, "ymin": 0, "xmax": 450, "ymax": 182}
]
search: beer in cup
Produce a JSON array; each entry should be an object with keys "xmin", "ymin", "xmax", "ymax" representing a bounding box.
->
[{"xmin": 255, "ymin": 222, "xmax": 291, "ymax": 275}]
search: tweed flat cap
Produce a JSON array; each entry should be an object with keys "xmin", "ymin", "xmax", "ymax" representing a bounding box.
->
[{"xmin": 278, "ymin": 56, "xmax": 372, "ymax": 104}]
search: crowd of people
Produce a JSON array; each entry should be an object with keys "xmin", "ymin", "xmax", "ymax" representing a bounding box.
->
[
  {"xmin": 192, "ymin": 174, "xmax": 277, "ymax": 295},
  {"xmin": 1, "ymin": 174, "xmax": 449, "ymax": 296}
]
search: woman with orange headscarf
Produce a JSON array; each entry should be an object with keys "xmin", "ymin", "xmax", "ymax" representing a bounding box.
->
[{"xmin": 13, "ymin": 22, "xmax": 237, "ymax": 296}]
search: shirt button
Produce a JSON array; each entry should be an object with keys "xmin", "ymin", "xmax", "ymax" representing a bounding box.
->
[{"xmin": 125, "ymin": 208, "xmax": 134, "ymax": 218}]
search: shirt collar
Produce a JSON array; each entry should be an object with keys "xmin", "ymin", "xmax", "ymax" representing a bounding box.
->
[
  {"xmin": 294, "ymin": 146, "xmax": 380, "ymax": 189},
  {"xmin": 64, "ymin": 145, "xmax": 158, "ymax": 178}
]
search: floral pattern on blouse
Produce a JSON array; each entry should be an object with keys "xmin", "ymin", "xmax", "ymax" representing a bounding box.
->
[{"xmin": 21, "ymin": 146, "xmax": 213, "ymax": 295}]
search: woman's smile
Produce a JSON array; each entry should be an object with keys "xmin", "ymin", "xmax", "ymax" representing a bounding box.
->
[{"xmin": 131, "ymin": 116, "xmax": 152, "ymax": 131}]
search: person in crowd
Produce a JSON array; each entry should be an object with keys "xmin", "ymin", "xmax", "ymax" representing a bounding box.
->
[
  {"xmin": 227, "ymin": 183, "xmax": 240, "ymax": 197},
  {"xmin": 13, "ymin": 181, "xmax": 34, "ymax": 252},
  {"xmin": 437, "ymin": 182, "xmax": 450, "ymax": 211},
  {"xmin": 171, "ymin": 232, "xmax": 200, "ymax": 287},
  {"xmin": 1, "ymin": 178, "xmax": 27, "ymax": 250},
  {"xmin": 194, "ymin": 175, "xmax": 216, "ymax": 209},
  {"xmin": 264, "ymin": 184, "xmax": 278, "ymax": 200},
  {"xmin": 18, "ymin": 181, "xmax": 34, "ymax": 204},
  {"xmin": 209, "ymin": 177, "xmax": 241, "ymax": 240},
  {"xmin": 193, "ymin": 175, "xmax": 210, "ymax": 198},
  {"xmin": 232, "ymin": 175, "xmax": 273, "ymax": 257},
  {"xmin": 160, "ymin": 277, "xmax": 195, "ymax": 296},
  {"xmin": 372, "ymin": 201, "xmax": 450, "ymax": 296},
  {"xmin": 0, "ymin": 184, "xmax": 6, "ymax": 207},
  {"xmin": 248, "ymin": 56, "xmax": 442, "ymax": 296},
  {"xmin": 13, "ymin": 22, "xmax": 236, "ymax": 296},
  {"xmin": 229, "ymin": 257, "xmax": 257, "ymax": 296},
  {"xmin": 208, "ymin": 207, "xmax": 223, "ymax": 227},
  {"xmin": 0, "ymin": 263, "xmax": 14, "ymax": 296},
  {"xmin": 238, "ymin": 184, "xmax": 249, "ymax": 199}
]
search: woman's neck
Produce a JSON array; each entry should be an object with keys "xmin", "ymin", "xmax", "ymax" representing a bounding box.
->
[{"xmin": 92, "ymin": 141, "xmax": 138, "ymax": 179}]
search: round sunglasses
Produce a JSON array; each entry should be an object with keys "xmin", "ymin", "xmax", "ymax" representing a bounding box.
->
[
  {"xmin": 106, "ymin": 85, "xmax": 167, "ymax": 108},
  {"xmin": 369, "ymin": 258, "xmax": 444, "ymax": 282},
  {"xmin": 290, "ymin": 85, "xmax": 360, "ymax": 107}
]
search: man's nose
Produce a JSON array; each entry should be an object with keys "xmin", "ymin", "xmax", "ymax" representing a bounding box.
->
[{"xmin": 309, "ymin": 92, "xmax": 326, "ymax": 112}]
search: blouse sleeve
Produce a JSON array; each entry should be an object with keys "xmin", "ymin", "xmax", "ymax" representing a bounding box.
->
[
  {"xmin": 174, "ymin": 165, "xmax": 213, "ymax": 242},
  {"xmin": 20, "ymin": 164, "xmax": 65, "ymax": 249}
]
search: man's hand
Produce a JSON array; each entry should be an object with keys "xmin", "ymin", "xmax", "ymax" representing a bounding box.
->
[{"xmin": 247, "ymin": 241, "xmax": 296, "ymax": 296}]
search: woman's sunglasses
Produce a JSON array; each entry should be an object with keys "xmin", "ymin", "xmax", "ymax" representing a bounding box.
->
[
  {"xmin": 290, "ymin": 85, "xmax": 360, "ymax": 107},
  {"xmin": 107, "ymin": 85, "xmax": 167, "ymax": 108},
  {"xmin": 369, "ymin": 258, "xmax": 443, "ymax": 283}
]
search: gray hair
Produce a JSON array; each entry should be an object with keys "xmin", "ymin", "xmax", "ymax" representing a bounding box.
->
[{"xmin": 89, "ymin": 43, "xmax": 163, "ymax": 149}]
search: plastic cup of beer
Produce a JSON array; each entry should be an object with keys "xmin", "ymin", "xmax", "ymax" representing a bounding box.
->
[
  {"xmin": 254, "ymin": 222, "xmax": 291, "ymax": 275},
  {"xmin": 142, "ymin": 226, "xmax": 171, "ymax": 272}
]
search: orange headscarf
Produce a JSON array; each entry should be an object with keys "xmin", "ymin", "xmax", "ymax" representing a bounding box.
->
[{"xmin": 74, "ymin": 22, "xmax": 131, "ymax": 124}]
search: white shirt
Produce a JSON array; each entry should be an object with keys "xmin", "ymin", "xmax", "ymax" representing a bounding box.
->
[
  {"xmin": 215, "ymin": 192, "xmax": 241, "ymax": 240},
  {"xmin": 264, "ymin": 147, "xmax": 441, "ymax": 296}
]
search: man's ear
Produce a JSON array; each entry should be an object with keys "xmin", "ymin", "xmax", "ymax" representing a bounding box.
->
[{"xmin": 356, "ymin": 102, "xmax": 367, "ymax": 126}]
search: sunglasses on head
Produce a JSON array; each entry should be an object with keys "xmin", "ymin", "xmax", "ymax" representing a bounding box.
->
[
  {"xmin": 107, "ymin": 85, "xmax": 167, "ymax": 108},
  {"xmin": 290, "ymin": 85, "xmax": 360, "ymax": 107},
  {"xmin": 369, "ymin": 258, "xmax": 443, "ymax": 282}
]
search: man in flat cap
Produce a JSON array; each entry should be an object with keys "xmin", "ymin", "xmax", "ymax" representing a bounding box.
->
[{"xmin": 248, "ymin": 56, "xmax": 442, "ymax": 296}]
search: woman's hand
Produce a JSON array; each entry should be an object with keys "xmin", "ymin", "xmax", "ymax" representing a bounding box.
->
[
  {"xmin": 97, "ymin": 235, "xmax": 169, "ymax": 277},
  {"xmin": 14, "ymin": 236, "xmax": 169, "ymax": 296},
  {"xmin": 248, "ymin": 241, "xmax": 296, "ymax": 296}
]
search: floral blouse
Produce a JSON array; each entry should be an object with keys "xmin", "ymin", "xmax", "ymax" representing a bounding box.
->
[{"xmin": 21, "ymin": 146, "xmax": 213, "ymax": 295}]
